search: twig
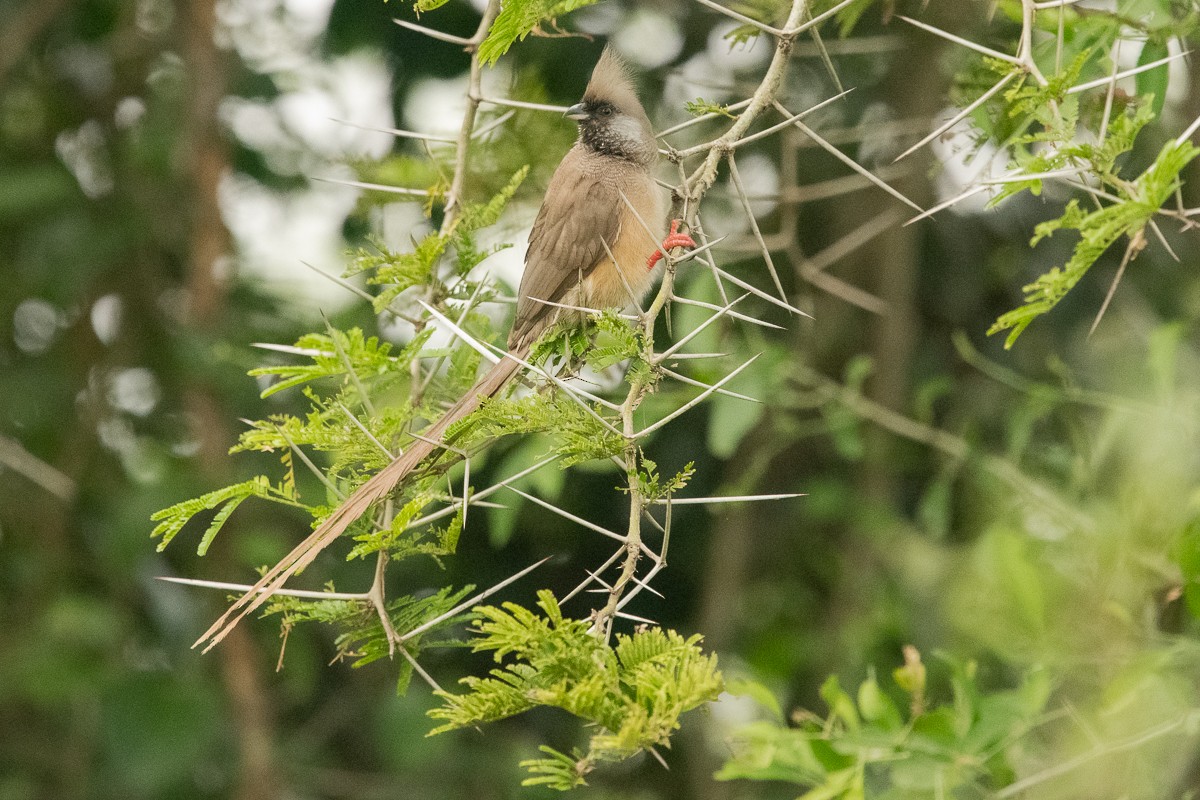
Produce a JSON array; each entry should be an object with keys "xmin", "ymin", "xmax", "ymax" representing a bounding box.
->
[
  {"xmin": 650, "ymin": 493, "xmax": 803, "ymax": 505},
  {"xmin": 661, "ymin": 367, "xmax": 761, "ymax": 404},
  {"xmin": 1088, "ymin": 230, "xmax": 1144, "ymax": 337},
  {"xmin": 798, "ymin": 367, "xmax": 1090, "ymax": 528},
  {"xmin": 393, "ymin": 17, "xmax": 472, "ymax": 47},
  {"xmin": 897, "ymin": 15, "xmax": 1022, "ymax": 65},
  {"xmin": 637, "ymin": 355, "xmax": 760, "ymax": 437},
  {"xmin": 775, "ymin": 103, "xmax": 923, "ymax": 212},
  {"xmin": 669, "ymin": 294, "xmax": 783, "ymax": 329},
  {"xmin": 893, "ymin": 72, "xmax": 1016, "ymax": 163},
  {"xmin": 994, "ymin": 715, "xmax": 1191, "ymax": 798},
  {"xmin": 0, "ymin": 435, "xmax": 75, "ymax": 500},
  {"xmin": 329, "ymin": 118, "xmax": 456, "ymax": 144},
  {"xmin": 312, "ymin": 176, "xmax": 430, "ymax": 197},
  {"xmin": 693, "ymin": 0, "xmax": 783, "ymax": 37},
  {"xmin": 685, "ymin": 0, "xmax": 813, "ymax": 199},
  {"xmin": 728, "ymin": 154, "xmax": 787, "ymax": 301},
  {"xmin": 157, "ymin": 576, "xmax": 368, "ymax": 601},
  {"xmin": 398, "ymin": 557, "xmax": 551, "ymax": 642},
  {"xmin": 1066, "ymin": 51, "xmax": 1189, "ymax": 95}
]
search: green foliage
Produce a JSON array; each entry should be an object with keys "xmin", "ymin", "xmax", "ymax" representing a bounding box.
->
[
  {"xmin": 346, "ymin": 235, "xmax": 450, "ymax": 314},
  {"xmin": 519, "ymin": 746, "xmax": 591, "ymax": 790},
  {"xmin": 990, "ymin": 138, "xmax": 1200, "ymax": 347},
  {"xmin": 452, "ymin": 164, "xmax": 529, "ymax": 274},
  {"xmin": 826, "ymin": 0, "xmax": 875, "ymax": 38},
  {"xmin": 718, "ymin": 653, "xmax": 1051, "ymax": 799},
  {"xmin": 411, "ymin": 0, "xmax": 451, "ymax": 13},
  {"xmin": 1137, "ymin": 39, "xmax": 1171, "ymax": 118},
  {"xmin": 989, "ymin": 98, "xmax": 1154, "ymax": 207},
  {"xmin": 457, "ymin": 391, "xmax": 625, "ymax": 467},
  {"xmin": 633, "ymin": 458, "xmax": 694, "ymax": 503},
  {"xmin": 231, "ymin": 390, "xmax": 413, "ymax": 481},
  {"xmin": 429, "ymin": 591, "xmax": 723, "ymax": 788},
  {"xmin": 1003, "ymin": 52, "xmax": 1088, "ymax": 132},
  {"xmin": 590, "ymin": 312, "xmax": 652, "ymax": 379},
  {"xmin": 149, "ymin": 477, "xmax": 302, "ymax": 555},
  {"xmin": 1178, "ymin": 516, "xmax": 1200, "ymax": 619},
  {"xmin": 477, "ymin": 0, "xmax": 600, "ymax": 65},
  {"xmin": 684, "ymin": 98, "xmax": 736, "ymax": 119},
  {"xmin": 925, "ymin": 2, "xmax": 1200, "ymax": 347},
  {"xmin": 248, "ymin": 328, "xmax": 406, "ymax": 398},
  {"xmin": 344, "ymin": 492, "xmax": 463, "ymax": 562},
  {"xmin": 346, "ymin": 167, "xmax": 528, "ymax": 313},
  {"xmin": 266, "ymin": 584, "xmax": 474, "ymax": 692},
  {"xmin": 722, "ymin": 0, "xmax": 787, "ymax": 45},
  {"xmin": 531, "ymin": 320, "xmax": 594, "ymax": 365}
]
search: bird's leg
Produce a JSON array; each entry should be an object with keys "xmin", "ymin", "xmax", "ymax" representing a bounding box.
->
[{"xmin": 646, "ymin": 219, "xmax": 696, "ymax": 270}]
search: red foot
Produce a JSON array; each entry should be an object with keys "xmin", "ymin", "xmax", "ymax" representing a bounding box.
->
[{"xmin": 646, "ymin": 219, "xmax": 697, "ymax": 270}]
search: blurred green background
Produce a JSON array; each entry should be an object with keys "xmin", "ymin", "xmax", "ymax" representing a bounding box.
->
[{"xmin": 4, "ymin": 0, "xmax": 1200, "ymax": 797}]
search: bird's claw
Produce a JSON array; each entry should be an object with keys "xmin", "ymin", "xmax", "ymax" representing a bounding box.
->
[{"xmin": 646, "ymin": 219, "xmax": 697, "ymax": 270}]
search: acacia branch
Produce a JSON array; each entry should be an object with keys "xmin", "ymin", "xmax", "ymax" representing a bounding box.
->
[{"xmin": 590, "ymin": 0, "xmax": 812, "ymax": 638}]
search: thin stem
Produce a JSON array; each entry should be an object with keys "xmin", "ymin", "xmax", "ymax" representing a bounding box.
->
[
  {"xmin": 893, "ymin": 72, "xmax": 1016, "ymax": 163},
  {"xmin": 897, "ymin": 15, "xmax": 1021, "ymax": 65},
  {"xmin": 728, "ymin": 154, "xmax": 787, "ymax": 301},
  {"xmin": 441, "ymin": 0, "xmax": 501, "ymax": 227},
  {"xmin": 693, "ymin": 0, "xmax": 783, "ymax": 37},
  {"xmin": 686, "ymin": 0, "xmax": 812, "ymax": 198},
  {"xmin": 393, "ymin": 17, "xmax": 472, "ymax": 47}
]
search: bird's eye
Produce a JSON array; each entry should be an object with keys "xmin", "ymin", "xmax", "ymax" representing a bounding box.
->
[{"xmin": 599, "ymin": 105, "xmax": 614, "ymax": 116}]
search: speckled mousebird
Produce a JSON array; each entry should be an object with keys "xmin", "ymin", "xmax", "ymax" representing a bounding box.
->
[{"xmin": 194, "ymin": 46, "xmax": 695, "ymax": 651}]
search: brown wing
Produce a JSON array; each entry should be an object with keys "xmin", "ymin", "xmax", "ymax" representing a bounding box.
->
[{"xmin": 509, "ymin": 147, "xmax": 622, "ymax": 348}]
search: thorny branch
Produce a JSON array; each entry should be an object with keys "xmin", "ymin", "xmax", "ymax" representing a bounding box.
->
[
  {"xmin": 358, "ymin": 0, "xmax": 507, "ymax": 685},
  {"xmin": 888, "ymin": 2, "xmax": 1200, "ymax": 344},
  {"xmin": 154, "ymin": 3, "xmax": 1200, "ymax": 792},
  {"xmin": 189, "ymin": 0, "xmax": 1099, "ymax": 671},
  {"xmin": 589, "ymin": 0, "xmax": 818, "ymax": 639},
  {"xmin": 395, "ymin": 0, "xmax": 1200, "ymax": 643},
  {"xmin": 376, "ymin": 0, "xmax": 917, "ymax": 645}
]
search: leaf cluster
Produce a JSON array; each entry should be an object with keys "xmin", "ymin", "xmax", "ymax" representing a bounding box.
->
[
  {"xmin": 456, "ymin": 391, "xmax": 624, "ymax": 468},
  {"xmin": 990, "ymin": 138, "xmax": 1199, "ymax": 347},
  {"xmin": 346, "ymin": 167, "xmax": 528, "ymax": 314},
  {"xmin": 719, "ymin": 652, "xmax": 1051, "ymax": 799},
  {"xmin": 150, "ymin": 476, "xmax": 303, "ymax": 555},
  {"xmin": 530, "ymin": 312, "xmax": 655, "ymax": 398},
  {"xmin": 477, "ymin": 0, "xmax": 599, "ymax": 66},
  {"xmin": 153, "ymin": 169, "xmax": 533, "ymax": 556},
  {"xmin": 936, "ymin": 4, "xmax": 1200, "ymax": 346},
  {"xmin": 249, "ymin": 327, "xmax": 410, "ymax": 399},
  {"xmin": 428, "ymin": 591, "xmax": 723, "ymax": 789},
  {"xmin": 685, "ymin": 98, "xmax": 737, "ymax": 119},
  {"xmin": 232, "ymin": 390, "xmax": 415, "ymax": 482},
  {"xmin": 590, "ymin": 311, "xmax": 653, "ymax": 383},
  {"xmin": 632, "ymin": 458, "xmax": 695, "ymax": 504},
  {"xmin": 266, "ymin": 584, "xmax": 474, "ymax": 693}
]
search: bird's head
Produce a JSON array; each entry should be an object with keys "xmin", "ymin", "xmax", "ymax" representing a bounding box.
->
[{"xmin": 565, "ymin": 46, "xmax": 657, "ymax": 165}]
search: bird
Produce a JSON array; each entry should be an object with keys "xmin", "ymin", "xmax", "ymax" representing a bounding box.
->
[{"xmin": 193, "ymin": 45, "xmax": 695, "ymax": 652}]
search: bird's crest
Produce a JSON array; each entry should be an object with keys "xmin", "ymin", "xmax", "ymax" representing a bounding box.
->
[{"xmin": 583, "ymin": 45, "xmax": 641, "ymax": 113}]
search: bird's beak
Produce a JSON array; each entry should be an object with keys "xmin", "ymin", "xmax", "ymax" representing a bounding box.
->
[{"xmin": 564, "ymin": 103, "xmax": 589, "ymax": 121}]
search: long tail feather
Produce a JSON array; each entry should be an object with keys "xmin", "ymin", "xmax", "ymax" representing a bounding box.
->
[{"xmin": 193, "ymin": 347, "xmax": 528, "ymax": 652}]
